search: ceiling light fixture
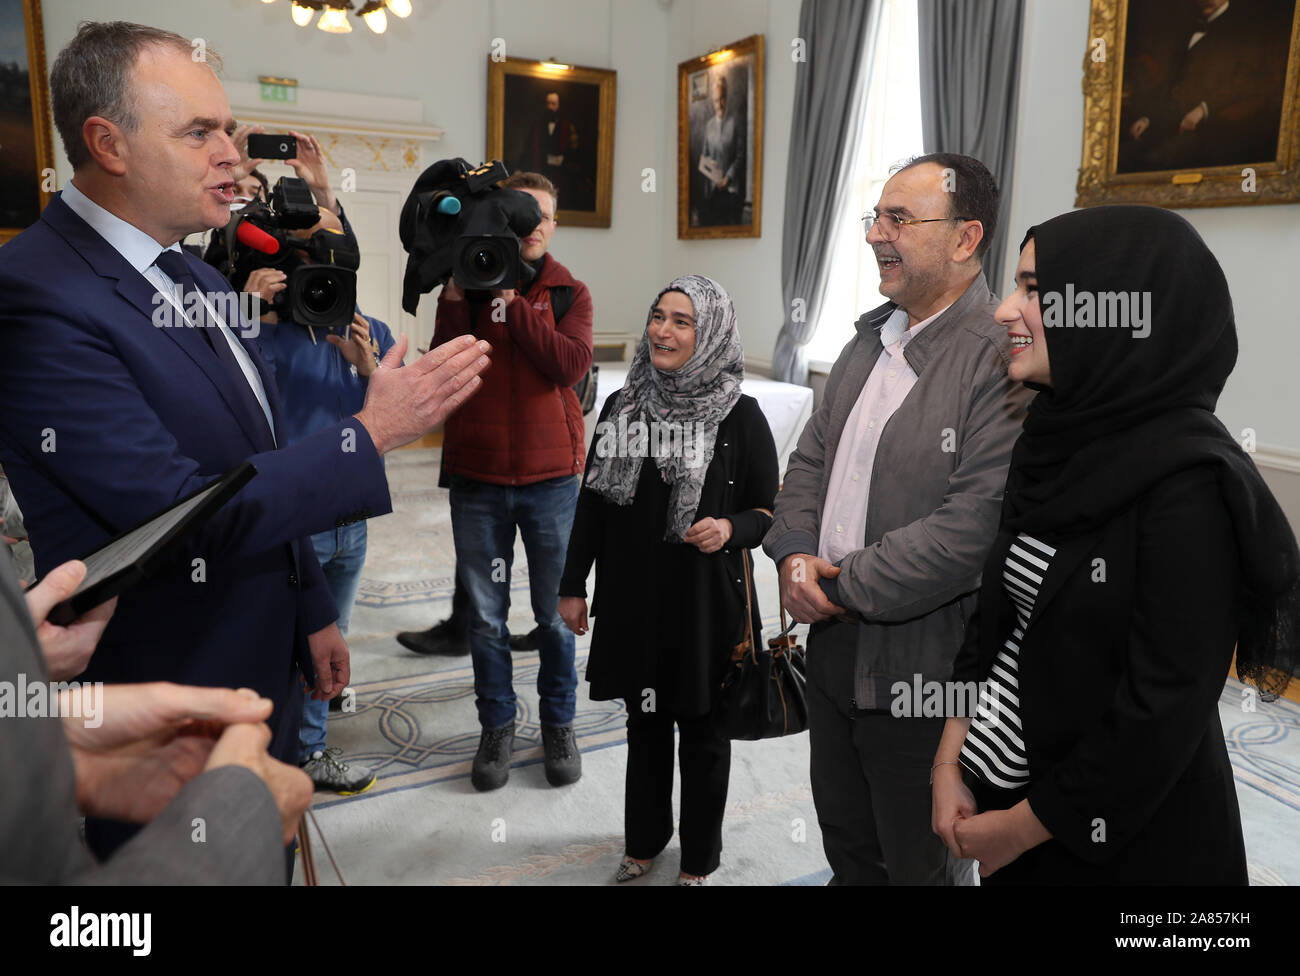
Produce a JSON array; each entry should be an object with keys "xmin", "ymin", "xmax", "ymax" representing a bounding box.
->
[
  {"xmin": 358, "ymin": 1, "xmax": 388, "ymax": 33},
  {"xmin": 317, "ymin": 4, "xmax": 353, "ymax": 32},
  {"xmin": 269, "ymin": 0, "xmax": 413, "ymax": 34}
]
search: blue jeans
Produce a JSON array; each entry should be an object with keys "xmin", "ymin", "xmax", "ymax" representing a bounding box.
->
[
  {"xmin": 299, "ymin": 522, "xmax": 367, "ymax": 762},
  {"xmin": 449, "ymin": 474, "xmax": 580, "ymax": 729}
]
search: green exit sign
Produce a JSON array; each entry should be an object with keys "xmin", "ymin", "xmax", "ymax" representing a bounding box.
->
[
  {"xmin": 260, "ymin": 82, "xmax": 297, "ymax": 103},
  {"xmin": 258, "ymin": 76, "xmax": 299, "ymax": 103}
]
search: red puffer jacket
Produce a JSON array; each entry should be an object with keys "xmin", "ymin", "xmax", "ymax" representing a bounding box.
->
[{"xmin": 432, "ymin": 253, "xmax": 593, "ymax": 485}]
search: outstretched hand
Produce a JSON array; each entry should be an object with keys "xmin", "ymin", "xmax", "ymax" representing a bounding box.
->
[{"xmin": 355, "ymin": 334, "xmax": 492, "ymax": 453}]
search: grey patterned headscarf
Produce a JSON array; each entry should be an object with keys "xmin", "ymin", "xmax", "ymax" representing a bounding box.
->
[{"xmin": 584, "ymin": 274, "xmax": 745, "ymax": 540}]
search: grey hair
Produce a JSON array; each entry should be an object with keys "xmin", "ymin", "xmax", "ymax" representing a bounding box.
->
[{"xmin": 50, "ymin": 21, "xmax": 220, "ymax": 170}]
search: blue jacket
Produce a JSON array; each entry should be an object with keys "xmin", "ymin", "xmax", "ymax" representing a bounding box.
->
[
  {"xmin": 0, "ymin": 193, "xmax": 393, "ymax": 765},
  {"xmin": 253, "ymin": 311, "xmax": 396, "ymax": 447}
]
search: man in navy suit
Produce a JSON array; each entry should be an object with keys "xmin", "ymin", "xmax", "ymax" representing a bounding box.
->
[{"xmin": 0, "ymin": 21, "xmax": 490, "ymax": 863}]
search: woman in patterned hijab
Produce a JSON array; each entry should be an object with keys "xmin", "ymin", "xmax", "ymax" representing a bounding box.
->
[
  {"xmin": 583, "ymin": 274, "xmax": 745, "ymax": 540},
  {"xmin": 560, "ymin": 274, "xmax": 778, "ymax": 884}
]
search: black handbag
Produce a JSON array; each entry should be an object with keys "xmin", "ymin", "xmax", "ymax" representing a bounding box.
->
[{"xmin": 713, "ymin": 549, "xmax": 808, "ymax": 740}]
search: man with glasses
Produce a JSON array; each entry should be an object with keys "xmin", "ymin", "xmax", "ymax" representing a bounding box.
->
[{"xmin": 764, "ymin": 153, "xmax": 1032, "ymax": 884}]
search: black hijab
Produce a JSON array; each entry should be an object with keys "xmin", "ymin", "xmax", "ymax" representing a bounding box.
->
[{"xmin": 1003, "ymin": 205, "xmax": 1298, "ymax": 699}]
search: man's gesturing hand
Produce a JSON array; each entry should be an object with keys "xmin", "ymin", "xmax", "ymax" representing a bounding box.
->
[
  {"xmin": 778, "ymin": 553, "xmax": 845, "ymax": 624},
  {"xmin": 354, "ymin": 334, "xmax": 491, "ymax": 454}
]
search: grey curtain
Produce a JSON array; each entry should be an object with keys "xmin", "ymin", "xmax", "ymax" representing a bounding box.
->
[
  {"xmin": 773, "ymin": 0, "xmax": 881, "ymax": 386},
  {"xmin": 918, "ymin": 0, "xmax": 1026, "ymax": 293}
]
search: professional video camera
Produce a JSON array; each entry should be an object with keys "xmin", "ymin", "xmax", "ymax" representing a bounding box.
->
[
  {"xmin": 398, "ymin": 158, "xmax": 543, "ymax": 314},
  {"xmin": 205, "ymin": 176, "xmax": 359, "ymax": 334}
]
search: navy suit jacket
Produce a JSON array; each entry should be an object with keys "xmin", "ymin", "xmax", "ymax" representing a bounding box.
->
[{"xmin": 0, "ymin": 193, "xmax": 393, "ymax": 762}]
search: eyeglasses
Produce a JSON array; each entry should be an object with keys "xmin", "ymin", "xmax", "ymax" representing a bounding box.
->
[{"xmin": 862, "ymin": 211, "xmax": 971, "ymax": 242}]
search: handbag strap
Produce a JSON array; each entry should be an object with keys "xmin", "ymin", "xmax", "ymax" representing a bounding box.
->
[
  {"xmin": 769, "ymin": 579, "xmax": 800, "ymax": 657},
  {"xmin": 731, "ymin": 548, "xmax": 757, "ymax": 663}
]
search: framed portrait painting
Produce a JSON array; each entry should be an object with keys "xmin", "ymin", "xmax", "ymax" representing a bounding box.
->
[
  {"xmin": 1076, "ymin": 0, "xmax": 1300, "ymax": 208},
  {"xmin": 678, "ymin": 34, "xmax": 764, "ymax": 239},
  {"xmin": 0, "ymin": 0, "xmax": 55, "ymax": 244},
  {"xmin": 486, "ymin": 56, "xmax": 616, "ymax": 228}
]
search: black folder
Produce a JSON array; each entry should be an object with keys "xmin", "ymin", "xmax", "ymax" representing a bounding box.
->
[{"xmin": 37, "ymin": 462, "xmax": 257, "ymax": 626}]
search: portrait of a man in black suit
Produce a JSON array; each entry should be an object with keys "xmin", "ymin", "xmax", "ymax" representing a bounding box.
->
[
  {"xmin": 503, "ymin": 76, "xmax": 600, "ymax": 214},
  {"xmin": 1118, "ymin": 0, "xmax": 1295, "ymax": 173}
]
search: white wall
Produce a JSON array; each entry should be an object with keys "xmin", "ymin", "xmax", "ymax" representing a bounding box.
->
[
  {"xmin": 41, "ymin": 0, "xmax": 1296, "ymax": 461},
  {"xmin": 1005, "ymin": 0, "xmax": 1300, "ymax": 460},
  {"xmin": 40, "ymin": 0, "xmax": 673, "ymax": 347}
]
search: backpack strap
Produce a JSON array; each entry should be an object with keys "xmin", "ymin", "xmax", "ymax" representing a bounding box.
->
[{"xmin": 548, "ymin": 284, "xmax": 573, "ymax": 322}]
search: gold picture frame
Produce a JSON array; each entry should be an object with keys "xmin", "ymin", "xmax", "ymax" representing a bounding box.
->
[
  {"xmin": 0, "ymin": 0, "xmax": 56, "ymax": 244},
  {"xmin": 678, "ymin": 34, "xmax": 764, "ymax": 239},
  {"xmin": 486, "ymin": 56, "xmax": 616, "ymax": 228},
  {"xmin": 1076, "ymin": 0, "xmax": 1300, "ymax": 209}
]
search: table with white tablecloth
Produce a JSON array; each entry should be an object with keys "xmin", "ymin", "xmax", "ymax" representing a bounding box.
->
[{"xmin": 587, "ymin": 366, "xmax": 814, "ymax": 478}]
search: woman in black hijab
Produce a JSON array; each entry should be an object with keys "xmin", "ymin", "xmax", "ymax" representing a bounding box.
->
[
  {"xmin": 558, "ymin": 275, "xmax": 778, "ymax": 885},
  {"xmin": 930, "ymin": 205, "xmax": 1299, "ymax": 884}
]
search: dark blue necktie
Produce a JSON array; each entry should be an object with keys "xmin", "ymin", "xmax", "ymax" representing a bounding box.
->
[
  {"xmin": 153, "ymin": 248, "xmax": 271, "ymax": 443},
  {"xmin": 153, "ymin": 249, "xmax": 250, "ymax": 381}
]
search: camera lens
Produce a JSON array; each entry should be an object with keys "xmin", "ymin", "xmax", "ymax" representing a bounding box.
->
[
  {"xmin": 303, "ymin": 273, "xmax": 340, "ymax": 315},
  {"xmin": 470, "ymin": 245, "xmax": 503, "ymax": 279}
]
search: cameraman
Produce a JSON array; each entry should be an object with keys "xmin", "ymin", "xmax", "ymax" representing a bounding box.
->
[
  {"xmin": 433, "ymin": 171, "xmax": 593, "ymax": 792},
  {"xmin": 243, "ymin": 204, "xmax": 394, "ymax": 796}
]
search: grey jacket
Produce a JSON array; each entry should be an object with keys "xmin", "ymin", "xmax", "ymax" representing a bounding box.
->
[
  {"xmin": 764, "ymin": 273, "xmax": 1032, "ymax": 707},
  {"xmin": 0, "ymin": 552, "xmax": 286, "ymax": 884}
]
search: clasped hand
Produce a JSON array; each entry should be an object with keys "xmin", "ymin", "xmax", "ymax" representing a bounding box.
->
[
  {"xmin": 778, "ymin": 553, "xmax": 844, "ymax": 624},
  {"xmin": 22, "ymin": 566, "xmax": 312, "ymax": 846},
  {"xmin": 931, "ymin": 766, "xmax": 1050, "ymax": 878}
]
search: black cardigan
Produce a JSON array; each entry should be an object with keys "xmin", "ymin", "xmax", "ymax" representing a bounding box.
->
[
  {"xmin": 953, "ymin": 465, "xmax": 1247, "ymax": 884},
  {"xmin": 560, "ymin": 394, "xmax": 778, "ymax": 715}
]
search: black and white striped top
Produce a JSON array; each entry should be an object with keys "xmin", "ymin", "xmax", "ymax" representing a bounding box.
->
[{"xmin": 959, "ymin": 533, "xmax": 1056, "ymax": 790}]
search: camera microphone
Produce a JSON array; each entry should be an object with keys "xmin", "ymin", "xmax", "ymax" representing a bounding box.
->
[
  {"xmin": 432, "ymin": 192, "xmax": 461, "ymax": 216},
  {"xmin": 236, "ymin": 220, "xmax": 281, "ymax": 255}
]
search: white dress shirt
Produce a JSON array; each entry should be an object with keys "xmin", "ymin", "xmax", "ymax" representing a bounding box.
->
[
  {"xmin": 60, "ymin": 180, "xmax": 276, "ymax": 443},
  {"xmin": 818, "ymin": 303, "xmax": 950, "ymax": 565}
]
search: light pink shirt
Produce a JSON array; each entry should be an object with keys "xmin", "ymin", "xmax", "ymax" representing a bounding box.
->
[{"xmin": 818, "ymin": 304, "xmax": 949, "ymax": 564}]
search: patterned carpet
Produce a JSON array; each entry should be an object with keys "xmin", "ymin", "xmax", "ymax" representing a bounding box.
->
[{"xmin": 297, "ymin": 449, "xmax": 1300, "ymax": 885}]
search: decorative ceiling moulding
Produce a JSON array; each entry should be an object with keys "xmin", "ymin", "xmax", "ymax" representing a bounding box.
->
[{"xmin": 225, "ymin": 80, "xmax": 442, "ymax": 173}]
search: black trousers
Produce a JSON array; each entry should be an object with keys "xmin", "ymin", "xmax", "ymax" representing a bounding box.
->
[
  {"xmin": 806, "ymin": 620, "xmax": 971, "ymax": 885},
  {"xmin": 624, "ymin": 704, "xmax": 731, "ymax": 877}
]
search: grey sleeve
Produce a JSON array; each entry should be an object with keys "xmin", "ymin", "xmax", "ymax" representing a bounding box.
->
[
  {"xmin": 831, "ymin": 354, "xmax": 1031, "ymax": 622},
  {"xmin": 77, "ymin": 766, "xmax": 286, "ymax": 885}
]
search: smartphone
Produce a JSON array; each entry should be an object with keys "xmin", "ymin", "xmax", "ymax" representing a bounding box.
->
[{"xmin": 247, "ymin": 133, "xmax": 298, "ymax": 160}]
